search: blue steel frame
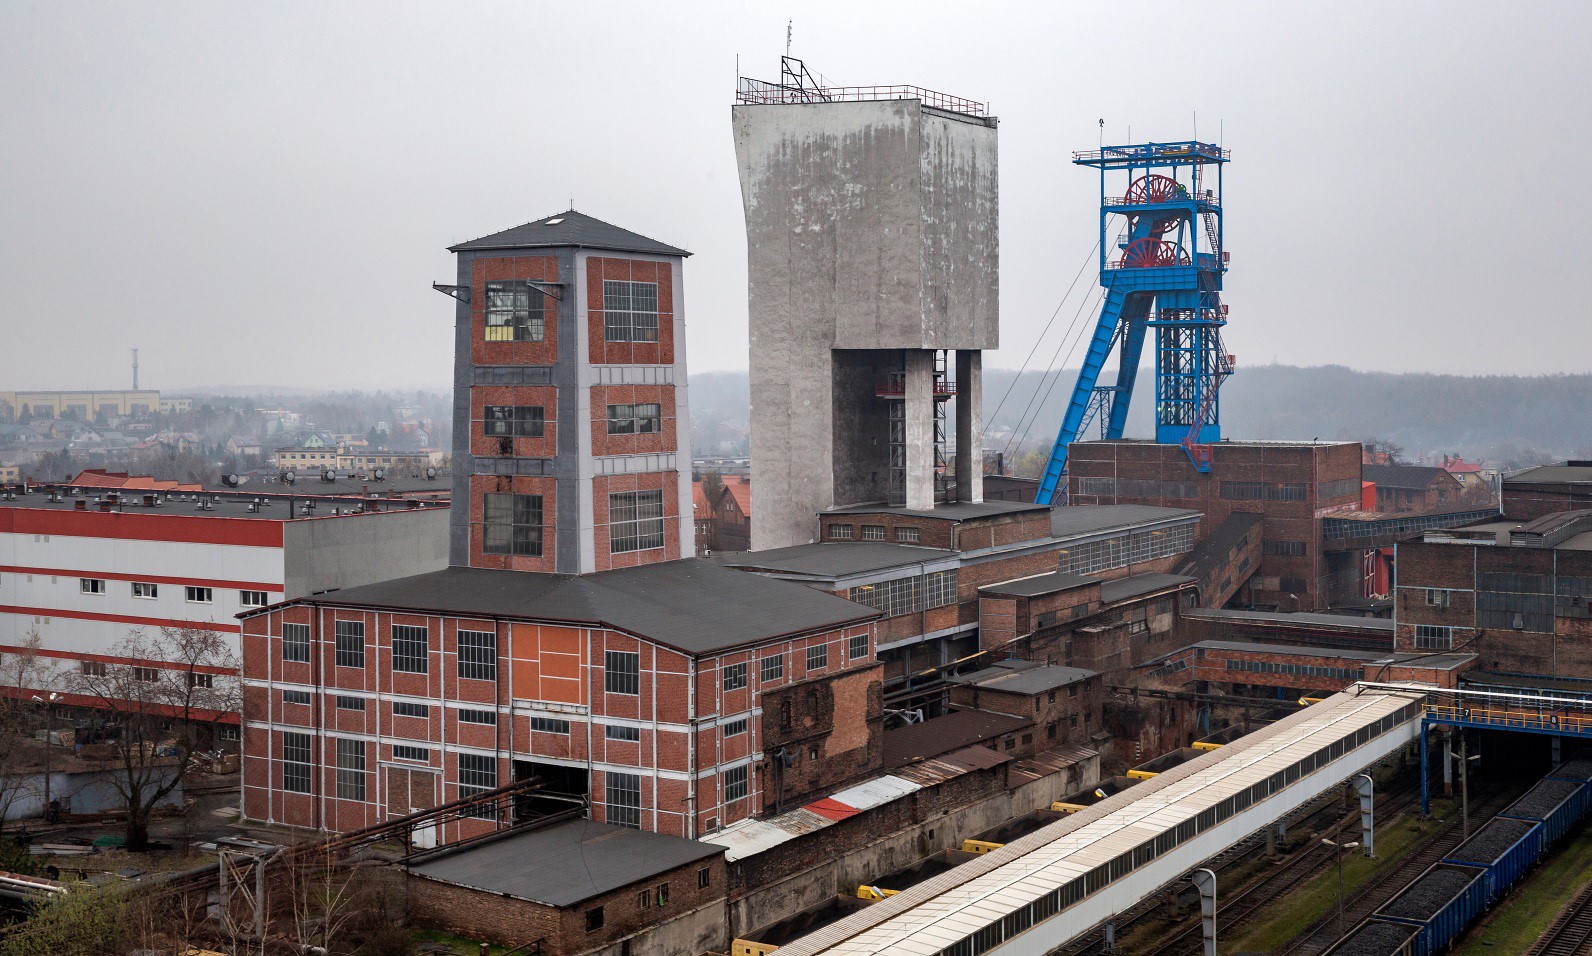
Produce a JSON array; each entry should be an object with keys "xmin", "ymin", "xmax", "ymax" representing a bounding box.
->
[
  {"xmin": 1417, "ymin": 714, "xmax": 1592, "ymax": 813},
  {"xmin": 1035, "ymin": 141, "xmax": 1231, "ymax": 505}
]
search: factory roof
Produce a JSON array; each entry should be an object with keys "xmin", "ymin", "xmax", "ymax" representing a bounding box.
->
[
  {"xmin": 1177, "ymin": 512, "xmax": 1263, "ymax": 582},
  {"xmin": 1050, "ymin": 504, "xmax": 1199, "ymax": 539},
  {"xmin": 882, "ymin": 709, "xmax": 1030, "ymax": 767},
  {"xmin": 978, "ymin": 571, "xmax": 1098, "ymax": 598},
  {"xmin": 247, "ymin": 561, "xmax": 878, "ymax": 656},
  {"xmin": 447, "ymin": 209, "xmax": 691, "ymax": 257},
  {"xmin": 946, "ymin": 659, "xmax": 1099, "ymax": 695},
  {"xmin": 0, "ymin": 487, "xmax": 446, "ymax": 522},
  {"xmin": 714, "ymin": 542, "xmax": 958, "ymax": 579},
  {"xmin": 407, "ymin": 817, "xmax": 721, "ymax": 907},
  {"xmin": 1362, "ymin": 463, "xmax": 1452, "ymax": 490},
  {"xmin": 1163, "ymin": 640, "xmax": 1472, "ymax": 669},
  {"xmin": 1505, "ymin": 462, "xmax": 1592, "ymax": 486},
  {"xmin": 1099, "ymin": 573, "xmax": 1197, "ymax": 604},
  {"xmin": 825, "ymin": 500, "xmax": 1049, "ymax": 521},
  {"xmin": 1182, "ymin": 606, "xmax": 1396, "ymax": 633}
]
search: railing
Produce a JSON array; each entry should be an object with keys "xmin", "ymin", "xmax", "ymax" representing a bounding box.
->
[
  {"xmin": 1074, "ymin": 142, "xmax": 1230, "ymax": 164},
  {"xmin": 1105, "ymin": 193, "xmax": 1221, "ymax": 208},
  {"xmin": 875, "ymin": 373, "xmax": 957, "ymax": 398},
  {"xmin": 735, "ymin": 76, "xmax": 989, "ymax": 117}
]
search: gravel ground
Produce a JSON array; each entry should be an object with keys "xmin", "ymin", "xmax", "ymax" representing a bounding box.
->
[
  {"xmin": 1328, "ymin": 919, "xmax": 1418, "ymax": 956},
  {"xmin": 1447, "ymin": 817, "xmax": 1536, "ymax": 865},
  {"xmin": 1552, "ymin": 758, "xmax": 1592, "ymax": 782},
  {"xmin": 1505, "ymin": 779, "xmax": 1581, "ymax": 819},
  {"xmin": 1378, "ymin": 865, "xmax": 1480, "ymax": 921}
]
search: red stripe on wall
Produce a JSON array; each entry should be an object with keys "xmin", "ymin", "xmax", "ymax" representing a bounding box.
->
[
  {"xmin": 0, "ymin": 507, "xmax": 284, "ymax": 548},
  {"xmin": 0, "ymin": 684, "xmax": 238, "ymax": 724},
  {"xmin": 0, "ymin": 644, "xmax": 235, "ymax": 676},
  {"xmin": 0, "ymin": 566, "xmax": 283, "ymax": 593},
  {"xmin": 0, "ymin": 605, "xmax": 239, "ymax": 634}
]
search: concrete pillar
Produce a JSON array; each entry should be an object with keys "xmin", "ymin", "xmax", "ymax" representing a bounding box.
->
[
  {"xmin": 904, "ymin": 351, "xmax": 936, "ymax": 511},
  {"xmin": 955, "ymin": 350, "xmax": 983, "ymax": 503}
]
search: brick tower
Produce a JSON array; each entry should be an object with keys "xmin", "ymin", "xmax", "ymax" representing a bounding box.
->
[{"xmin": 441, "ymin": 211, "xmax": 694, "ymax": 573}]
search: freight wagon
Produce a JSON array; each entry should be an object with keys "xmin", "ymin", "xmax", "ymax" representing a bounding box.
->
[
  {"xmin": 1498, "ymin": 777, "xmax": 1589, "ymax": 846},
  {"xmin": 1372, "ymin": 862, "xmax": 1488, "ymax": 956},
  {"xmin": 1321, "ymin": 918, "xmax": 1419, "ymax": 956},
  {"xmin": 1440, "ymin": 816, "xmax": 1542, "ymax": 904}
]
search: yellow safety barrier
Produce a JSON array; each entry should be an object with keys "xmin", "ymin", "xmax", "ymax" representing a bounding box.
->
[
  {"xmin": 1191, "ymin": 741, "xmax": 1224, "ymax": 751},
  {"xmin": 856, "ymin": 884, "xmax": 900, "ymax": 901},
  {"xmin": 1298, "ymin": 697, "xmax": 1326, "ymax": 706},
  {"xmin": 1126, "ymin": 769, "xmax": 1159, "ymax": 780},
  {"xmin": 731, "ymin": 939, "xmax": 779, "ymax": 956},
  {"xmin": 1051, "ymin": 801, "xmax": 1088, "ymax": 813},
  {"xmin": 961, "ymin": 839, "xmax": 1004, "ymax": 854}
]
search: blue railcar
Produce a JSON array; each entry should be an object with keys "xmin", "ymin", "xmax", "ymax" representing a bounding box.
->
[
  {"xmin": 1374, "ymin": 863, "xmax": 1488, "ymax": 956},
  {"xmin": 1548, "ymin": 757, "xmax": 1592, "ymax": 784},
  {"xmin": 1321, "ymin": 917, "xmax": 1419, "ymax": 956},
  {"xmin": 1441, "ymin": 816, "xmax": 1544, "ymax": 904},
  {"xmin": 1499, "ymin": 777, "xmax": 1589, "ymax": 846}
]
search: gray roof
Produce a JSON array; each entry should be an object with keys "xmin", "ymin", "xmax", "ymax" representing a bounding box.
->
[
  {"xmin": 447, "ymin": 209, "xmax": 690, "ymax": 257},
  {"xmin": 1099, "ymin": 573, "xmax": 1196, "ymax": 604},
  {"xmin": 1182, "ymin": 606, "xmax": 1396, "ymax": 632},
  {"xmin": 1050, "ymin": 504, "xmax": 1199, "ymax": 539},
  {"xmin": 979, "ymin": 571, "xmax": 1097, "ymax": 598},
  {"xmin": 1506, "ymin": 462, "xmax": 1592, "ymax": 486},
  {"xmin": 1168, "ymin": 640, "xmax": 1471, "ymax": 668},
  {"xmin": 947, "ymin": 659, "xmax": 1099, "ymax": 694},
  {"xmin": 1363, "ymin": 463, "xmax": 1450, "ymax": 490},
  {"xmin": 1176, "ymin": 511, "xmax": 1263, "ymax": 582},
  {"xmin": 265, "ymin": 560, "xmax": 878, "ymax": 655},
  {"xmin": 825, "ymin": 500, "xmax": 1048, "ymax": 521},
  {"xmin": 714, "ymin": 542, "xmax": 957, "ymax": 579},
  {"xmin": 883, "ymin": 709, "xmax": 1030, "ymax": 767},
  {"xmin": 407, "ymin": 817, "xmax": 722, "ymax": 907}
]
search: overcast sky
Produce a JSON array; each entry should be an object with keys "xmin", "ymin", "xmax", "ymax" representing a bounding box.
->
[{"xmin": 2, "ymin": 1, "xmax": 1588, "ymax": 392}]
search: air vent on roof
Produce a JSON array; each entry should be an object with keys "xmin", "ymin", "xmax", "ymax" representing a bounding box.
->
[{"xmin": 545, "ymin": 218, "xmax": 564, "ymax": 225}]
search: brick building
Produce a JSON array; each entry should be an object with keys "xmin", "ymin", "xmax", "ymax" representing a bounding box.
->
[
  {"xmin": 945, "ymin": 660, "xmax": 1103, "ymax": 754},
  {"xmin": 1362, "ymin": 463, "xmax": 1470, "ymax": 514},
  {"xmin": 1501, "ymin": 462, "xmax": 1592, "ymax": 519},
  {"xmin": 240, "ymin": 213, "xmax": 889, "ymax": 843}
]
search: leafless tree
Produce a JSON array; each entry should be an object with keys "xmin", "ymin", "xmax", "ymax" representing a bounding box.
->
[
  {"xmin": 65, "ymin": 626, "xmax": 239, "ymax": 851},
  {"xmin": 0, "ymin": 629, "xmax": 61, "ymax": 832},
  {"xmin": 280, "ymin": 845, "xmax": 369, "ymax": 955}
]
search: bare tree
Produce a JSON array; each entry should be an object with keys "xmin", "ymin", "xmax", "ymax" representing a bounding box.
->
[
  {"xmin": 0, "ymin": 629, "xmax": 60, "ymax": 832},
  {"xmin": 280, "ymin": 845, "xmax": 369, "ymax": 955},
  {"xmin": 65, "ymin": 627, "xmax": 239, "ymax": 851}
]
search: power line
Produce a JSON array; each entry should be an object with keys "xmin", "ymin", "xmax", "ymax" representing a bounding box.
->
[{"xmin": 1003, "ymin": 284, "xmax": 1107, "ymax": 462}]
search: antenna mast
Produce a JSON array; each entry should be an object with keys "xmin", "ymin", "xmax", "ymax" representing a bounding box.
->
[{"xmin": 131, "ymin": 348, "xmax": 139, "ymax": 391}]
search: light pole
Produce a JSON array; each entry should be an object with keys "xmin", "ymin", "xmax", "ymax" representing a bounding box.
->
[
  {"xmin": 29, "ymin": 692, "xmax": 60, "ymax": 821},
  {"xmin": 1448, "ymin": 733, "xmax": 1481, "ymax": 840},
  {"xmin": 1322, "ymin": 838, "xmax": 1360, "ymax": 934}
]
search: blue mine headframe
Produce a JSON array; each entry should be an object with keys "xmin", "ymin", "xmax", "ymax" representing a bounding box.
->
[{"xmin": 1034, "ymin": 141, "xmax": 1234, "ymax": 505}]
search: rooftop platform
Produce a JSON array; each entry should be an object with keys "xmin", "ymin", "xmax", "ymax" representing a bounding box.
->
[
  {"xmin": 777, "ymin": 686, "xmax": 1424, "ymax": 956},
  {"xmin": 715, "ymin": 542, "xmax": 959, "ymax": 580},
  {"xmin": 946, "ymin": 660, "xmax": 1098, "ymax": 695}
]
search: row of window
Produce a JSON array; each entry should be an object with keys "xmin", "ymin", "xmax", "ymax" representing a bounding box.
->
[
  {"xmin": 1221, "ymin": 658, "xmax": 1365, "ymax": 681},
  {"xmin": 74, "ymin": 658, "xmax": 213, "ymax": 687},
  {"xmin": 1073, "ymin": 477, "xmax": 1200, "ymax": 500},
  {"xmin": 828, "ymin": 524, "xmax": 921, "ymax": 543},
  {"xmin": 1261, "ymin": 540, "xmax": 1308, "ymax": 557},
  {"xmin": 482, "ymin": 279, "xmax": 663, "ymax": 345},
  {"xmin": 848, "ymin": 571, "xmax": 958, "ymax": 618},
  {"xmin": 481, "ymin": 490, "xmax": 665, "ymax": 557},
  {"xmin": 1414, "ymin": 624, "xmax": 1459, "ymax": 650},
  {"xmin": 1057, "ymin": 524, "xmax": 1196, "ymax": 576},
  {"xmin": 79, "ymin": 579, "xmax": 264, "ymax": 606},
  {"xmin": 281, "ymin": 622, "xmax": 497, "ymax": 679},
  {"xmin": 1317, "ymin": 477, "xmax": 1362, "ymax": 501},
  {"xmin": 482, "ymin": 403, "xmax": 667, "ymax": 439},
  {"xmin": 1218, "ymin": 481, "xmax": 1307, "ymax": 502}
]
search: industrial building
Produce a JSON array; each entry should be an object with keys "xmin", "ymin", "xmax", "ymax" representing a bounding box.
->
[{"xmin": 0, "ymin": 389, "xmax": 170, "ymax": 422}]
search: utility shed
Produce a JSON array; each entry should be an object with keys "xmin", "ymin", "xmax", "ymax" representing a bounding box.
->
[{"xmin": 405, "ymin": 817, "xmax": 727, "ymax": 955}]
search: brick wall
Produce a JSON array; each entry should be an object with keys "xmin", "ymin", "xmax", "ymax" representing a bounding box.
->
[
  {"xmin": 468, "ymin": 474, "xmax": 557, "ymax": 572},
  {"xmin": 469, "ymin": 384, "xmax": 558, "ymax": 460},
  {"xmin": 470, "ymin": 255, "xmax": 560, "ymax": 367},
  {"xmin": 586, "ymin": 257, "xmax": 675, "ymax": 366}
]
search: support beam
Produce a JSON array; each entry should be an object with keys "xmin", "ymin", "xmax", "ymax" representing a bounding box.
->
[
  {"xmin": 1355, "ymin": 773, "xmax": 1375, "ymax": 857},
  {"xmin": 1192, "ymin": 869, "xmax": 1217, "ymax": 956},
  {"xmin": 904, "ymin": 351, "xmax": 936, "ymax": 510},
  {"xmin": 955, "ymin": 350, "xmax": 983, "ymax": 503}
]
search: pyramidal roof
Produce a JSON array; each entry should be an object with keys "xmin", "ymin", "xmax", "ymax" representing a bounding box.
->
[{"xmin": 447, "ymin": 210, "xmax": 690, "ymax": 257}]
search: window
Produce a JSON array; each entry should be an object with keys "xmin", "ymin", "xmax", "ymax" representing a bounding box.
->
[
  {"xmin": 79, "ymin": 578, "xmax": 106, "ymax": 595},
  {"xmin": 606, "ymin": 772, "xmax": 642, "ymax": 828},
  {"xmin": 393, "ymin": 744, "xmax": 430, "ymax": 763},
  {"xmin": 723, "ymin": 718, "xmax": 747, "ymax": 737},
  {"xmin": 335, "ymin": 738, "xmax": 366, "ymax": 801},
  {"xmin": 240, "ymin": 590, "xmax": 268, "ymax": 607},
  {"xmin": 1057, "ymin": 523, "xmax": 1197, "ymax": 575},
  {"xmin": 132, "ymin": 666, "xmax": 159, "ymax": 683},
  {"xmin": 483, "ymin": 493, "xmax": 544, "ymax": 557},
  {"xmin": 283, "ymin": 732, "xmax": 312, "ymax": 794},
  {"xmin": 80, "ymin": 661, "xmax": 107, "ymax": 678},
  {"xmin": 1414, "ymin": 624, "xmax": 1454, "ymax": 650},
  {"xmin": 483, "ymin": 279, "xmax": 546, "ymax": 342},
  {"xmin": 586, "ymin": 907, "xmax": 605, "ymax": 932},
  {"xmin": 457, "ymin": 630, "xmax": 497, "ymax": 681},
  {"xmin": 724, "ymin": 765, "xmax": 749, "ymax": 802},
  {"xmin": 188, "ymin": 672, "xmax": 215, "ymax": 689},
  {"xmin": 895, "ymin": 527, "xmax": 921, "ymax": 543},
  {"xmin": 605, "ymin": 651, "xmax": 640, "ymax": 695},
  {"xmin": 926, "ymin": 570, "xmax": 958, "ymax": 609},
  {"xmin": 185, "ymin": 586, "xmax": 213, "ymax": 604},
  {"xmin": 483, "ymin": 405, "xmax": 545, "ymax": 438},
  {"xmin": 655, "ymin": 883, "xmax": 670, "ymax": 907},
  {"xmin": 605, "ymin": 402, "xmax": 662, "ymax": 435},
  {"xmin": 282, "ymin": 623, "xmax": 311, "ymax": 663},
  {"xmin": 829, "ymin": 524, "xmax": 854, "ymax": 540},
  {"xmin": 335, "ymin": 620, "xmax": 365, "ymax": 668},
  {"xmin": 606, "ymin": 724, "xmax": 641, "ymax": 742},
  {"xmin": 1262, "ymin": 540, "xmax": 1308, "ymax": 557},
  {"xmin": 609, "ymin": 490, "xmax": 665, "ymax": 553},
  {"xmin": 722, "ymin": 662, "xmax": 748, "ymax": 691},
  {"xmin": 807, "ymin": 644, "xmax": 828, "ymax": 670},
  {"xmin": 283, "ymin": 689, "xmax": 311, "ymax": 705},
  {"xmin": 1425, "ymin": 589, "xmax": 1451, "ymax": 608},
  {"xmin": 393, "ymin": 701, "xmax": 429, "ymax": 718},
  {"xmin": 391, "ymin": 624, "xmax": 429, "ymax": 674},
  {"xmin": 760, "ymin": 653, "xmax": 784, "ymax": 682},
  {"xmin": 602, "ymin": 280, "xmax": 660, "ymax": 342},
  {"xmin": 530, "ymin": 716, "xmax": 570, "ymax": 734},
  {"xmin": 698, "ymin": 867, "xmax": 711, "ymax": 889},
  {"xmin": 459, "ymin": 708, "xmax": 497, "ymax": 725},
  {"xmin": 218, "ymin": 724, "xmax": 240, "ymax": 742},
  {"xmin": 849, "ymin": 633, "xmax": 869, "ymax": 660},
  {"xmin": 458, "ymin": 753, "xmax": 497, "ymax": 816},
  {"xmin": 131, "ymin": 581, "xmax": 157, "ymax": 599},
  {"xmin": 335, "ymin": 695, "xmax": 364, "ymax": 711},
  {"xmin": 861, "ymin": 525, "xmax": 886, "ymax": 541}
]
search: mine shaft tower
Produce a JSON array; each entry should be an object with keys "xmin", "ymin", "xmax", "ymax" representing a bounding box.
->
[{"xmin": 1035, "ymin": 141, "xmax": 1233, "ymax": 505}]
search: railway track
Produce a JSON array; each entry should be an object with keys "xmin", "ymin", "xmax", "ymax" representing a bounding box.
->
[
  {"xmin": 1527, "ymin": 880, "xmax": 1592, "ymax": 956},
  {"xmin": 1279, "ymin": 783, "xmax": 1522, "ymax": 956},
  {"xmin": 1126, "ymin": 784, "xmax": 1424, "ymax": 956}
]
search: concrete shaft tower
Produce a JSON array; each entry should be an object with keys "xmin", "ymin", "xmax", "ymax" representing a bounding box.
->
[{"xmin": 734, "ymin": 61, "xmax": 999, "ymax": 550}]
